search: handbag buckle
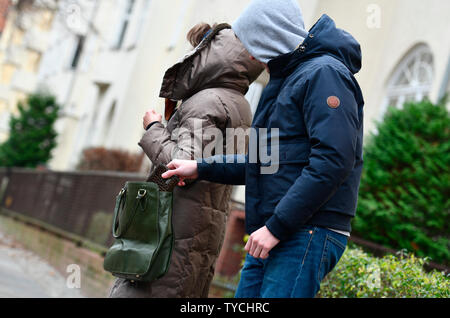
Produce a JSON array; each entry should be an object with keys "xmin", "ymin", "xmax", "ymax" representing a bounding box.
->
[{"xmin": 137, "ymin": 189, "xmax": 147, "ymax": 199}]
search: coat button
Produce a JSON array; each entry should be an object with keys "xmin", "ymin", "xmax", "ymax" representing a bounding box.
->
[
  {"xmin": 299, "ymin": 45, "xmax": 306, "ymax": 52},
  {"xmin": 309, "ymin": 34, "xmax": 314, "ymax": 38}
]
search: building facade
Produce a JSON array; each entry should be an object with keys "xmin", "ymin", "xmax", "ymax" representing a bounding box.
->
[{"xmin": 0, "ymin": 0, "xmax": 55, "ymax": 141}]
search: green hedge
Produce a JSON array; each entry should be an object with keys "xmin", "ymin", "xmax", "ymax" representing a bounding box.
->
[
  {"xmin": 0, "ymin": 92, "xmax": 60, "ymax": 168},
  {"xmin": 353, "ymin": 100, "xmax": 450, "ymax": 265},
  {"xmin": 318, "ymin": 247, "xmax": 450, "ymax": 298}
]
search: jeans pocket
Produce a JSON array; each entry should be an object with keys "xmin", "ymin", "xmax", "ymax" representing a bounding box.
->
[{"xmin": 317, "ymin": 234, "xmax": 347, "ymax": 282}]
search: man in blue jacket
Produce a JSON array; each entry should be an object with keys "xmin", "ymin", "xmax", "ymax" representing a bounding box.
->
[{"xmin": 162, "ymin": 0, "xmax": 364, "ymax": 298}]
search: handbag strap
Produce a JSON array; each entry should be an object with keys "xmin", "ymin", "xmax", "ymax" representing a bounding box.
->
[
  {"xmin": 112, "ymin": 187, "xmax": 148, "ymax": 238},
  {"xmin": 112, "ymin": 188, "xmax": 126, "ymax": 238}
]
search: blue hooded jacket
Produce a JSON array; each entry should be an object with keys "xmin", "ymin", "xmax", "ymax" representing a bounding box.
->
[{"xmin": 197, "ymin": 15, "xmax": 364, "ymax": 241}]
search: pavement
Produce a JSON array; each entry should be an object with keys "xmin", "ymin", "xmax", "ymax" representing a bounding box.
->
[{"xmin": 0, "ymin": 232, "xmax": 83, "ymax": 298}]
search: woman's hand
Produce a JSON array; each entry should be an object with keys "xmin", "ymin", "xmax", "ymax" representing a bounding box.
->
[
  {"xmin": 143, "ymin": 109, "xmax": 162, "ymax": 129},
  {"xmin": 162, "ymin": 159, "xmax": 199, "ymax": 186}
]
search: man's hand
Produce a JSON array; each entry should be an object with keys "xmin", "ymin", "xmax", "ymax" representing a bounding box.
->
[
  {"xmin": 143, "ymin": 109, "xmax": 162, "ymax": 129},
  {"xmin": 245, "ymin": 226, "xmax": 280, "ymax": 259},
  {"xmin": 162, "ymin": 159, "xmax": 199, "ymax": 186}
]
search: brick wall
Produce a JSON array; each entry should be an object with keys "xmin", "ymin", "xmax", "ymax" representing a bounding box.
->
[
  {"xmin": 0, "ymin": 0, "xmax": 10, "ymax": 34},
  {"xmin": 215, "ymin": 210, "xmax": 246, "ymax": 277}
]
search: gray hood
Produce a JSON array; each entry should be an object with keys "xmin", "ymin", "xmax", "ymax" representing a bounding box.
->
[{"xmin": 232, "ymin": 0, "xmax": 308, "ymax": 63}]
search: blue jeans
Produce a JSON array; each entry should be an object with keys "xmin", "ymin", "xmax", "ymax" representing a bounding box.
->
[{"xmin": 235, "ymin": 225, "xmax": 348, "ymax": 298}]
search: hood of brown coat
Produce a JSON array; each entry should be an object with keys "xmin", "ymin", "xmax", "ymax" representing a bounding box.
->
[{"xmin": 160, "ymin": 24, "xmax": 264, "ymax": 101}]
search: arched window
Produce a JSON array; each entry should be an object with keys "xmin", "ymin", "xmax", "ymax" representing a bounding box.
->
[{"xmin": 381, "ymin": 44, "xmax": 434, "ymax": 117}]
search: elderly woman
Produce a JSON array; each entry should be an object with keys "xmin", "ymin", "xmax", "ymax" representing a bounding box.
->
[{"xmin": 109, "ymin": 22, "xmax": 263, "ymax": 297}]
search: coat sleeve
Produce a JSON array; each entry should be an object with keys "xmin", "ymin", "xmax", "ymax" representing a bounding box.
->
[
  {"xmin": 138, "ymin": 92, "xmax": 228, "ymax": 165},
  {"xmin": 265, "ymin": 66, "xmax": 361, "ymax": 241},
  {"xmin": 197, "ymin": 154, "xmax": 247, "ymax": 185}
]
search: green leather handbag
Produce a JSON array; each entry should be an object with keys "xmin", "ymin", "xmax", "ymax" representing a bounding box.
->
[{"xmin": 103, "ymin": 165, "xmax": 179, "ymax": 282}]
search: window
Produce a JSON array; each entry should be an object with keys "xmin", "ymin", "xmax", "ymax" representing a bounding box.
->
[
  {"xmin": 0, "ymin": 100, "xmax": 10, "ymax": 133},
  {"xmin": 114, "ymin": 0, "xmax": 135, "ymax": 50},
  {"xmin": 100, "ymin": 101, "xmax": 116, "ymax": 146},
  {"xmin": 86, "ymin": 83, "xmax": 109, "ymax": 146},
  {"xmin": 70, "ymin": 35, "xmax": 85, "ymax": 69},
  {"xmin": 167, "ymin": 0, "xmax": 192, "ymax": 51},
  {"xmin": 127, "ymin": 0, "xmax": 151, "ymax": 48},
  {"xmin": 381, "ymin": 44, "xmax": 434, "ymax": 117}
]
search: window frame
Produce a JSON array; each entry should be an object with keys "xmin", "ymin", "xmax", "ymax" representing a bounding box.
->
[{"xmin": 381, "ymin": 44, "xmax": 434, "ymax": 117}]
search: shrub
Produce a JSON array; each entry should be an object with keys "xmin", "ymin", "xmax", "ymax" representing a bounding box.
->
[
  {"xmin": 76, "ymin": 147, "xmax": 145, "ymax": 172},
  {"xmin": 353, "ymin": 100, "xmax": 450, "ymax": 265},
  {"xmin": 0, "ymin": 92, "xmax": 60, "ymax": 168},
  {"xmin": 318, "ymin": 247, "xmax": 450, "ymax": 298}
]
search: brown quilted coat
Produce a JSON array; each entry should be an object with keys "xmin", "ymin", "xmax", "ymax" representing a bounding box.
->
[{"xmin": 109, "ymin": 24, "xmax": 263, "ymax": 298}]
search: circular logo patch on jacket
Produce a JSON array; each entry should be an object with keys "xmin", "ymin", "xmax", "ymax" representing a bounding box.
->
[{"xmin": 327, "ymin": 96, "xmax": 340, "ymax": 109}]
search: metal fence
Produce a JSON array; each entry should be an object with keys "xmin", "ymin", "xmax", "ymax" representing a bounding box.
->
[{"xmin": 0, "ymin": 167, "xmax": 146, "ymax": 247}]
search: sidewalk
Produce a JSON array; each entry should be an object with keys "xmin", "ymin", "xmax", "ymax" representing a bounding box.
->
[{"xmin": 0, "ymin": 232, "xmax": 83, "ymax": 298}]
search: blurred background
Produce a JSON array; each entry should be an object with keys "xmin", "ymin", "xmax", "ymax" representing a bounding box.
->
[{"xmin": 0, "ymin": 0, "xmax": 448, "ymax": 298}]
